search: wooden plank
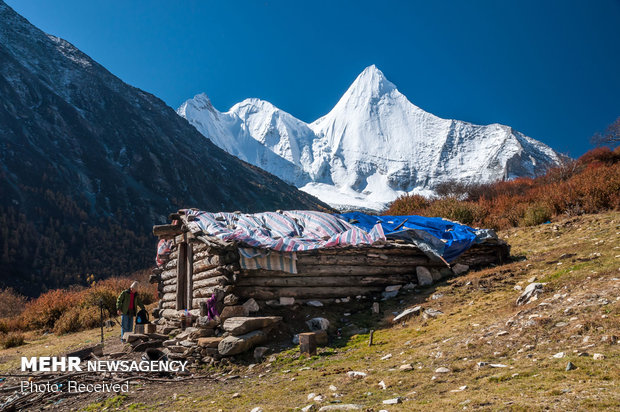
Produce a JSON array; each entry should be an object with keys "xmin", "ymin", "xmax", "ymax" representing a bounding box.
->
[
  {"xmin": 164, "ymin": 259, "xmax": 177, "ymax": 270},
  {"xmin": 243, "ymin": 265, "xmax": 418, "ymax": 277},
  {"xmin": 233, "ymin": 286, "xmax": 385, "ymax": 299},
  {"xmin": 162, "ymin": 284, "xmax": 176, "ymax": 293},
  {"xmin": 160, "ymin": 268, "xmax": 177, "ymax": 281},
  {"xmin": 176, "ymin": 242, "xmax": 187, "ymax": 310},
  {"xmin": 153, "ymin": 223, "xmax": 183, "ymax": 237},
  {"xmin": 162, "ymin": 293, "xmax": 176, "ymax": 301},
  {"xmin": 193, "ymin": 286, "xmax": 224, "ymax": 298},
  {"xmin": 163, "ymin": 277, "xmax": 177, "ymax": 286},
  {"xmin": 236, "ymin": 275, "xmax": 411, "ymax": 288},
  {"xmin": 193, "ymin": 275, "xmax": 231, "ymax": 290},
  {"xmin": 300, "ymin": 246, "xmax": 427, "ymax": 256},
  {"xmin": 296, "ymin": 254, "xmax": 432, "ymax": 267},
  {"xmin": 193, "ymin": 266, "xmax": 231, "ymax": 282},
  {"xmin": 186, "ymin": 243, "xmax": 193, "ymax": 310}
]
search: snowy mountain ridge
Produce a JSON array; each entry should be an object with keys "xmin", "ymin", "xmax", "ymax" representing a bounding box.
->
[{"xmin": 179, "ymin": 65, "xmax": 562, "ymax": 210}]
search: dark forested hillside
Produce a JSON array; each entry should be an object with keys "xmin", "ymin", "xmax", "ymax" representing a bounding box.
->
[{"xmin": 0, "ymin": 1, "xmax": 328, "ymax": 296}]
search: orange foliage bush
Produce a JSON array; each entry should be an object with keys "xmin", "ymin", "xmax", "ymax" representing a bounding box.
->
[
  {"xmin": 3, "ymin": 272, "xmax": 156, "ymax": 334},
  {"xmin": 386, "ymin": 147, "xmax": 620, "ymax": 230}
]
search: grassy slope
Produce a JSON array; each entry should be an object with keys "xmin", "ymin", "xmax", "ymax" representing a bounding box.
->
[
  {"xmin": 170, "ymin": 211, "xmax": 620, "ymax": 411},
  {"xmin": 2, "ymin": 212, "xmax": 618, "ymax": 411}
]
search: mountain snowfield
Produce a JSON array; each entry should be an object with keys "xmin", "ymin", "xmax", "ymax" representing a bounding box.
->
[{"xmin": 179, "ymin": 65, "xmax": 562, "ymax": 210}]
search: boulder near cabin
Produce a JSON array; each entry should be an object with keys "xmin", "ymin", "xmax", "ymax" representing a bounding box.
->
[{"xmin": 147, "ymin": 209, "xmax": 509, "ymax": 360}]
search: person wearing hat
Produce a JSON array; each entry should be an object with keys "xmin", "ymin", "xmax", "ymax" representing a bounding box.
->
[{"xmin": 116, "ymin": 281, "xmax": 145, "ymax": 340}]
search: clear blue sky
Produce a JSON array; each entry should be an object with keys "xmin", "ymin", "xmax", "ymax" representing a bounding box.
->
[{"xmin": 6, "ymin": 0, "xmax": 620, "ymax": 157}]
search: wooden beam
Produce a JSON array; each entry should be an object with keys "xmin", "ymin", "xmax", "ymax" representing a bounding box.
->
[
  {"xmin": 153, "ymin": 223, "xmax": 183, "ymax": 237},
  {"xmin": 236, "ymin": 275, "xmax": 411, "ymax": 288},
  {"xmin": 233, "ymin": 285, "xmax": 385, "ymax": 299}
]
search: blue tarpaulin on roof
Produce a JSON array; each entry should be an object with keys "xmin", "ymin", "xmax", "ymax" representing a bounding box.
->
[{"xmin": 336, "ymin": 212, "xmax": 496, "ymax": 262}]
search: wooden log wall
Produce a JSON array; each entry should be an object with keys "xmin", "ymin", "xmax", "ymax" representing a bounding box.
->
[
  {"xmin": 233, "ymin": 247, "xmax": 427, "ymax": 300},
  {"xmin": 156, "ymin": 238, "xmax": 239, "ymax": 318}
]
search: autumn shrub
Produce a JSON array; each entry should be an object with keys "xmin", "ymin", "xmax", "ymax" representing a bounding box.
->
[
  {"xmin": 0, "ymin": 288, "xmax": 27, "ymax": 318},
  {"xmin": 520, "ymin": 203, "xmax": 553, "ymax": 226},
  {"xmin": 8, "ymin": 273, "xmax": 156, "ymax": 334},
  {"xmin": 386, "ymin": 194, "xmax": 430, "ymax": 215},
  {"xmin": 0, "ymin": 332, "xmax": 25, "ymax": 349},
  {"xmin": 0, "ymin": 316, "xmax": 26, "ymax": 333},
  {"xmin": 21, "ymin": 289, "xmax": 80, "ymax": 330},
  {"xmin": 386, "ymin": 147, "xmax": 620, "ymax": 229},
  {"xmin": 425, "ymin": 197, "xmax": 484, "ymax": 225},
  {"xmin": 53, "ymin": 305, "xmax": 100, "ymax": 335}
]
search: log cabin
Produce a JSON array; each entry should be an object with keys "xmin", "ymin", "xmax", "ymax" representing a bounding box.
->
[{"xmin": 148, "ymin": 208, "xmax": 509, "ymax": 359}]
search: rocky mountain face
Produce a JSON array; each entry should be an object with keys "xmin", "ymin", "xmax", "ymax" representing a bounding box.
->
[
  {"xmin": 0, "ymin": 1, "xmax": 327, "ymax": 295},
  {"xmin": 180, "ymin": 65, "xmax": 562, "ymax": 210}
]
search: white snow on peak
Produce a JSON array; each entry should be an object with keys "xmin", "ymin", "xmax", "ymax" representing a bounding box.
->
[{"xmin": 178, "ymin": 66, "xmax": 562, "ymax": 210}]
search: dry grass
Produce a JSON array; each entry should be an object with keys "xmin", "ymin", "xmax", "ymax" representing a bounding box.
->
[
  {"xmin": 0, "ymin": 324, "xmax": 123, "ymax": 372},
  {"xmin": 73, "ymin": 211, "xmax": 619, "ymax": 411}
]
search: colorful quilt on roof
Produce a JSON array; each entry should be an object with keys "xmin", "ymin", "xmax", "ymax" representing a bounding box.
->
[{"xmin": 185, "ymin": 210, "xmax": 386, "ymax": 252}]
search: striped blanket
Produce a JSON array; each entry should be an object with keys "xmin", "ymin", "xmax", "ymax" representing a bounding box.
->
[
  {"xmin": 185, "ymin": 210, "xmax": 386, "ymax": 252},
  {"xmin": 238, "ymin": 248, "xmax": 298, "ymax": 273}
]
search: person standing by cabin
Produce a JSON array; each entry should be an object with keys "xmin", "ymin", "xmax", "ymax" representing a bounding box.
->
[{"xmin": 116, "ymin": 281, "xmax": 145, "ymax": 340}]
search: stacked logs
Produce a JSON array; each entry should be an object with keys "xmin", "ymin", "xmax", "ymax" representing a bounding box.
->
[
  {"xmin": 152, "ymin": 236, "xmax": 240, "ymax": 321},
  {"xmin": 233, "ymin": 243, "xmax": 509, "ymax": 301},
  {"xmin": 234, "ymin": 247, "xmax": 433, "ymax": 300}
]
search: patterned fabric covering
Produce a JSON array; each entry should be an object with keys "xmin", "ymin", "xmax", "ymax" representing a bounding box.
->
[
  {"xmin": 156, "ymin": 239, "xmax": 173, "ymax": 266},
  {"xmin": 238, "ymin": 247, "xmax": 298, "ymax": 273},
  {"xmin": 185, "ymin": 210, "xmax": 386, "ymax": 252}
]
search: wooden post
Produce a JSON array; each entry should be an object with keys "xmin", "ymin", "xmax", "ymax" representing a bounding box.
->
[
  {"xmin": 99, "ymin": 299, "xmax": 104, "ymax": 346},
  {"xmin": 299, "ymin": 333, "xmax": 317, "ymax": 355},
  {"xmin": 186, "ymin": 243, "xmax": 193, "ymax": 310},
  {"xmin": 176, "ymin": 241, "xmax": 187, "ymax": 310},
  {"xmin": 368, "ymin": 330, "xmax": 374, "ymax": 346}
]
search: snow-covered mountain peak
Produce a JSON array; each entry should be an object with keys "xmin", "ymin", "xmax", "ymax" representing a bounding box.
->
[
  {"xmin": 178, "ymin": 92, "xmax": 216, "ymax": 114},
  {"xmin": 178, "ymin": 65, "xmax": 563, "ymax": 211},
  {"xmin": 341, "ymin": 64, "xmax": 397, "ymax": 102}
]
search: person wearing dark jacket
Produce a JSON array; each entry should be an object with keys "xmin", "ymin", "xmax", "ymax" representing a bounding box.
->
[{"xmin": 116, "ymin": 281, "xmax": 145, "ymax": 340}]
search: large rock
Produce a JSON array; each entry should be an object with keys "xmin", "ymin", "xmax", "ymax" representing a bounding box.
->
[
  {"xmin": 393, "ymin": 306, "xmax": 422, "ymax": 323},
  {"xmin": 122, "ymin": 333, "xmax": 148, "ymax": 343},
  {"xmin": 197, "ymin": 337, "xmax": 224, "ymax": 348},
  {"xmin": 423, "ymin": 308, "xmax": 444, "ymax": 319},
  {"xmin": 220, "ymin": 305, "xmax": 249, "ymax": 320},
  {"xmin": 224, "ymin": 294, "xmax": 239, "ymax": 306},
  {"xmin": 416, "ymin": 266, "xmax": 433, "ymax": 286},
  {"xmin": 452, "ymin": 264, "xmax": 469, "ymax": 275},
  {"xmin": 196, "ymin": 316, "xmax": 219, "ymax": 328},
  {"xmin": 243, "ymin": 298, "xmax": 260, "ymax": 313},
  {"xmin": 222, "ymin": 316, "xmax": 282, "ymax": 336},
  {"xmin": 218, "ymin": 329, "xmax": 269, "ymax": 356},
  {"xmin": 306, "ymin": 317, "xmax": 330, "ymax": 331},
  {"xmin": 175, "ymin": 327, "xmax": 206, "ymax": 341},
  {"xmin": 430, "ymin": 268, "xmax": 442, "ymax": 282}
]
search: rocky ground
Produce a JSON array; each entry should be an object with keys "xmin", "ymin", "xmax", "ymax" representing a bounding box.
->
[{"xmin": 1, "ymin": 211, "xmax": 618, "ymax": 411}]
